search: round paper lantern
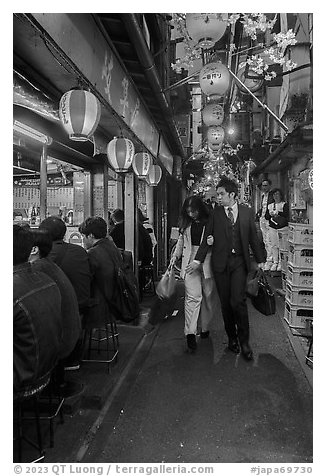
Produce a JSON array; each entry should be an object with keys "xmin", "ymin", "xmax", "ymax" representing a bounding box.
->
[
  {"xmin": 202, "ymin": 103, "xmax": 224, "ymax": 126},
  {"xmin": 59, "ymin": 89, "xmax": 101, "ymax": 141},
  {"xmin": 146, "ymin": 164, "xmax": 162, "ymax": 187},
  {"xmin": 236, "ymin": 62, "xmax": 264, "ymax": 93},
  {"xmin": 186, "ymin": 13, "xmax": 228, "ymax": 49},
  {"xmin": 207, "ymin": 126, "xmax": 225, "ymax": 145},
  {"xmin": 107, "ymin": 137, "xmax": 135, "ymax": 172},
  {"xmin": 132, "ymin": 152, "xmax": 152, "ymax": 178},
  {"xmin": 199, "ymin": 62, "xmax": 230, "ymax": 99},
  {"xmin": 208, "ymin": 143, "xmax": 223, "ymax": 152}
]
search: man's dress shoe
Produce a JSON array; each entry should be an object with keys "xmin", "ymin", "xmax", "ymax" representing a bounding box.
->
[
  {"xmin": 228, "ymin": 339, "xmax": 240, "ymax": 354},
  {"xmin": 200, "ymin": 330, "xmax": 210, "ymax": 339},
  {"xmin": 241, "ymin": 343, "xmax": 253, "ymax": 361}
]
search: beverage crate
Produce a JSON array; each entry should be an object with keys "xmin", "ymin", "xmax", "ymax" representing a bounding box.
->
[
  {"xmin": 285, "ymin": 282, "xmax": 313, "ymax": 308},
  {"xmin": 278, "ymin": 230, "xmax": 289, "ymax": 251},
  {"xmin": 284, "ymin": 299, "xmax": 313, "ymax": 330},
  {"xmin": 287, "ymin": 265, "xmax": 313, "ymax": 289},
  {"xmin": 280, "ymin": 250, "xmax": 288, "ymax": 272},
  {"xmin": 288, "ymin": 244, "xmax": 313, "ymax": 269},
  {"xmin": 281, "ymin": 271, "xmax": 287, "ymax": 291},
  {"xmin": 288, "ymin": 223, "xmax": 313, "ymax": 247}
]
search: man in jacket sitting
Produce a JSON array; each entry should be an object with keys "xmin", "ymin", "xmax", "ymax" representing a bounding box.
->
[{"xmin": 13, "ymin": 225, "xmax": 62, "ymax": 397}]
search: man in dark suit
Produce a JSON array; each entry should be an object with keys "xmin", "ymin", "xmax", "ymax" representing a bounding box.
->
[{"xmin": 187, "ymin": 177, "xmax": 265, "ymax": 361}]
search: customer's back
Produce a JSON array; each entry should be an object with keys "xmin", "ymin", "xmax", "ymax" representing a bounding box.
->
[
  {"xmin": 39, "ymin": 216, "xmax": 91, "ymax": 313},
  {"xmin": 30, "ymin": 229, "xmax": 81, "ymax": 360},
  {"xmin": 13, "ymin": 225, "xmax": 62, "ymax": 396}
]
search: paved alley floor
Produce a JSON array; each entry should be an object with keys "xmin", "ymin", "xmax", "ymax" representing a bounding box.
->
[{"xmin": 80, "ymin": 291, "xmax": 313, "ymax": 464}]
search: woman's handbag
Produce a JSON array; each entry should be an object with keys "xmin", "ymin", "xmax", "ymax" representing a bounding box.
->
[
  {"xmin": 250, "ymin": 271, "xmax": 276, "ymax": 316},
  {"xmin": 156, "ymin": 263, "xmax": 176, "ymax": 300}
]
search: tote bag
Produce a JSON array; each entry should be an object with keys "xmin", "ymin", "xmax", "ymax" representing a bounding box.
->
[{"xmin": 156, "ymin": 264, "xmax": 176, "ymax": 300}]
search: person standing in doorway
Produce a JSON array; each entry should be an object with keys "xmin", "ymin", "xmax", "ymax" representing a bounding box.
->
[
  {"xmin": 189, "ymin": 176, "xmax": 265, "ymax": 361},
  {"xmin": 265, "ymin": 188, "xmax": 289, "ymax": 272},
  {"xmin": 170, "ymin": 196, "xmax": 215, "ymax": 353},
  {"xmin": 256, "ymin": 178, "xmax": 274, "ymax": 271}
]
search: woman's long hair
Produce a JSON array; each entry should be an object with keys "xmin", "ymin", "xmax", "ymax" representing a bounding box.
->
[{"xmin": 178, "ymin": 195, "xmax": 210, "ymax": 232}]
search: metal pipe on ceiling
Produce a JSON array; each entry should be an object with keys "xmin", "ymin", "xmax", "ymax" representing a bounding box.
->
[{"xmin": 121, "ymin": 13, "xmax": 185, "ymax": 158}]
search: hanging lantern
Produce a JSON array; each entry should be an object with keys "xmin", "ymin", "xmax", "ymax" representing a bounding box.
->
[
  {"xmin": 207, "ymin": 125, "xmax": 225, "ymax": 146},
  {"xmin": 186, "ymin": 13, "xmax": 228, "ymax": 49},
  {"xmin": 107, "ymin": 137, "xmax": 135, "ymax": 172},
  {"xmin": 236, "ymin": 63, "xmax": 264, "ymax": 93},
  {"xmin": 132, "ymin": 152, "xmax": 152, "ymax": 178},
  {"xmin": 202, "ymin": 103, "xmax": 224, "ymax": 126},
  {"xmin": 199, "ymin": 62, "xmax": 230, "ymax": 99},
  {"xmin": 146, "ymin": 164, "xmax": 162, "ymax": 187},
  {"xmin": 59, "ymin": 89, "xmax": 101, "ymax": 141}
]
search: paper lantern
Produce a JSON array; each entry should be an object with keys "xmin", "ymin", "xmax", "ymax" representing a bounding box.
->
[
  {"xmin": 146, "ymin": 165, "xmax": 162, "ymax": 186},
  {"xmin": 236, "ymin": 63, "xmax": 264, "ymax": 93},
  {"xmin": 107, "ymin": 137, "xmax": 135, "ymax": 172},
  {"xmin": 208, "ymin": 143, "xmax": 222, "ymax": 152},
  {"xmin": 202, "ymin": 103, "xmax": 224, "ymax": 126},
  {"xmin": 59, "ymin": 89, "xmax": 101, "ymax": 141},
  {"xmin": 186, "ymin": 13, "xmax": 228, "ymax": 49},
  {"xmin": 199, "ymin": 62, "xmax": 230, "ymax": 99},
  {"xmin": 207, "ymin": 126, "xmax": 225, "ymax": 145},
  {"xmin": 132, "ymin": 152, "xmax": 152, "ymax": 178}
]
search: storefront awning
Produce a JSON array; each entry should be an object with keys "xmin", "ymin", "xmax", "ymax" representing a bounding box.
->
[{"xmin": 253, "ymin": 123, "xmax": 312, "ymax": 175}]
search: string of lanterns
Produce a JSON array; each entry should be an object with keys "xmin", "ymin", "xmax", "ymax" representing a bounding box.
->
[{"xmin": 58, "ymin": 89, "xmax": 162, "ymax": 186}]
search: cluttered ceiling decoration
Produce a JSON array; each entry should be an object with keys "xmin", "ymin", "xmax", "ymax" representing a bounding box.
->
[{"xmin": 169, "ymin": 13, "xmax": 299, "ymax": 197}]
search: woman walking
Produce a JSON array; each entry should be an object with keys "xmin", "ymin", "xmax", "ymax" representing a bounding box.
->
[{"xmin": 170, "ymin": 196, "xmax": 215, "ymax": 353}]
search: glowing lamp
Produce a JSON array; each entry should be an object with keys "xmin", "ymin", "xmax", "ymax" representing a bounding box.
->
[
  {"xmin": 59, "ymin": 89, "xmax": 101, "ymax": 141},
  {"xmin": 146, "ymin": 165, "xmax": 162, "ymax": 186},
  {"xmin": 186, "ymin": 13, "xmax": 228, "ymax": 49},
  {"xmin": 207, "ymin": 125, "xmax": 225, "ymax": 145},
  {"xmin": 236, "ymin": 63, "xmax": 264, "ymax": 93},
  {"xmin": 107, "ymin": 137, "xmax": 135, "ymax": 172},
  {"xmin": 202, "ymin": 103, "xmax": 224, "ymax": 126},
  {"xmin": 199, "ymin": 62, "xmax": 230, "ymax": 99}
]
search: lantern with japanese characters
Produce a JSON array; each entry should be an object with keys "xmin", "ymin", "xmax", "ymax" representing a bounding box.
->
[
  {"xmin": 186, "ymin": 13, "xmax": 228, "ymax": 49},
  {"xmin": 146, "ymin": 164, "xmax": 162, "ymax": 186},
  {"xmin": 207, "ymin": 125, "xmax": 225, "ymax": 148},
  {"xmin": 202, "ymin": 103, "xmax": 224, "ymax": 126},
  {"xmin": 107, "ymin": 137, "xmax": 135, "ymax": 172},
  {"xmin": 59, "ymin": 89, "xmax": 101, "ymax": 141},
  {"xmin": 132, "ymin": 152, "xmax": 152, "ymax": 178},
  {"xmin": 199, "ymin": 62, "xmax": 230, "ymax": 99}
]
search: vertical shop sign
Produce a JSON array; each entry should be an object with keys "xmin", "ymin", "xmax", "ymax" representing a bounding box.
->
[{"xmin": 102, "ymin": 51, "xmax": 114, "ymax": 105}]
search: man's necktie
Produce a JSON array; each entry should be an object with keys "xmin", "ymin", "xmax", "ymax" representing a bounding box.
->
[{"xmin": 227, "ymin": 207, "xmax": 234, "ymax": 225}]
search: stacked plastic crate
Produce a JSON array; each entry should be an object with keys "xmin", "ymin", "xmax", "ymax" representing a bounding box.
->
[
  {"xmin": 278, "ymin": 228, "xmax": 289, "ymax": 292},
  {"xmin": 284, "ymin": 223, "xmax": 313, "ymax": 331}
]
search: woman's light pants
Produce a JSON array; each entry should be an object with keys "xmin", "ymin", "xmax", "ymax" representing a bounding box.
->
[
  {"xmin": 260, "ymin": 217, "xmax": 273, "ymax": 262},
  {"xmin": 183, "ymin": 247, "xmax": 215, "ymax": 336},
  {"xmin": 269, "ymin": 226, "xmax": 288, "ymax": 264}
]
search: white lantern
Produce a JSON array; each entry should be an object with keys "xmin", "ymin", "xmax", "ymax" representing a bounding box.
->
[
  {"xmin": 146, "ymin": 164, "xmax": 162, "ymax": 186},
  {"xmin": 199, "ymin": 62, "xmax": 230, "ymax": 99},
  {"xmin": 59, "ymin": 89, "xmax": 101, "ymax": 141},
  {"xmin": 236, "ymin": 62, "xmax": 264, "ymax": 93},
  {"xmin": 132, "ymin": 152, "xmax": 152, "ymax": 178},
  {"xmin": 186, "ymin": 13, "xmax": 228, "ymax": 49},
  {"xmin": 202, "ymin": 103, "xmax": 224, "ymax": 126},
  {"xmin": 107, "ymin": 137, "xmax": 135, "ymax": 172},
  {"xmin": 207, "ymin": 125, "xmax": 225, "ymax": 145}
]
